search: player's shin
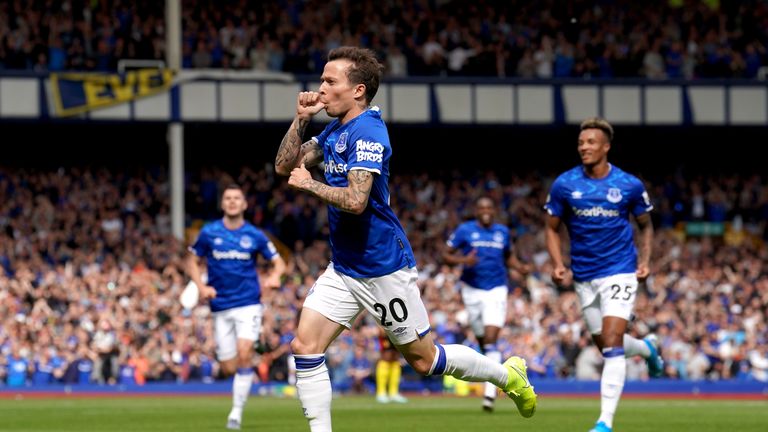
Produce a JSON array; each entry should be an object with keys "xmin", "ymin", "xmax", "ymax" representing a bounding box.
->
[
  {"xmin": 295, "ymin": 355, "xmax": 332, "ymax": 432},
  {"xmin": 428, "ymin": 344, "xmax": 508, "ymax": 388},
  {"xmin": 598, "ymin": 347, "xmax": 626, "ymax": 428},
  {"xmin": 230, "ymin": 367, "xmax": 254, "ymax": 422},
  {"xmin": 482, "ymin": 343, "xmax": 502, "ymax": 402}
]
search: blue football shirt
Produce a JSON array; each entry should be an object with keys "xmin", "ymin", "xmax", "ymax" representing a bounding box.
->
[
  {"xmin": 32, "ymin": 359, "xmax": 56, "ymax": 385},
  {"xmin": 6, "ymin": 356, "xmax": 28, "ymax": 386},
  {"xmin": 77, "ymin": 358, "xmax": 93, "ymax": 384},
  {"xmin": 544, "ymin": 164, "xmax": 653, "ymax": 282},
  {"xmin": 191, "ymin": 220, "xmax": 278, "ymax": 312},
  {"xmin": 446, "ymin": 221, "xmax": 511, "ymax": 290},
  {"xmin": 313, "ymin": 107, "xmax": 416, "ymax": 278},
  {"xmin": 119, "ymin": 364, "xmax": 136, "ymax": 385}
]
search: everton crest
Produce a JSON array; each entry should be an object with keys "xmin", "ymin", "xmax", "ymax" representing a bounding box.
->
[
  {"xmin": 240, "ymin": 235, "xmax": 253, "ymax": 249},
  {"xmin": 493, "ymin": 231, "xmax": 504, "ymax": 243},
  {"xmin": 335, "ymin": 132, "xmax": 348, "ymax": 153},
  {"xmin": 606, "ymin": 188, "xmax": 622, "ymax": 203}
]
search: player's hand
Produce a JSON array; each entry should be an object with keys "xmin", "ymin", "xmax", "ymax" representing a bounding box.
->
[
  {"xmin": 636, "ymin": 263, "xmax": 650, "ymax": 282},
  {"xmin": 288, "ymin": 163, "xmax": 312, "ymax": 190},
  {"xmin": 552, "ymin": 265, "xmax": 572, "ymax": 286},
  {"xmin": 519, "ymin": 263, "xmax": 534, "ymax": 276},
  {"xmin": 297, "ymin": 91, "xmax": 326, "ymax": 119},
  {"xmin": 464, "ymin": 249, "xmax": 478, "ymax": 266},
  {"xmin": 262, "ymin": 275, "xmax": 282, "ymax": 290},
  {"xmin": 199, "ymin": 285, "xmax": 217, "ymax": 300}
]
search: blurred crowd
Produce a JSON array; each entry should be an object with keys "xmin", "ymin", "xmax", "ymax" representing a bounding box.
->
[
  {"xmin": 1, "ymin": 163, "xmax": 767, "ymax": 389},
  {"xmin": 1, "ymin": 0, "xmax": 767, "ymax": 79}
]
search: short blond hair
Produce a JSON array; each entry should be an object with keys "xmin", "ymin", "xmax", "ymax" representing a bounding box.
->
[{"xmin": 580, "ymin": 117, "xmax": 614, "ymax": 142}]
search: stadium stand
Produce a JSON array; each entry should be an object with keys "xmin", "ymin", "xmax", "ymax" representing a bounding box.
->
[
  {"xmin": 0, "ymin": 0, "xmax": 766, "ymax": 78},
  {"xmin": 1, "ymin": 161, "xmax": 766, "ymax": 388}
]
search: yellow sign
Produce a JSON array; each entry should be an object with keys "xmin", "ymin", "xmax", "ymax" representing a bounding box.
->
[{"xmin": 50, "ymin": 69, "xmax": 175, "ymax": 117}]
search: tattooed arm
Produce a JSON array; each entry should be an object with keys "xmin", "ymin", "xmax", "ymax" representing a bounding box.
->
[
  {"xmin": 288, "ymin": 167, "xmax": 374, "ymax": 215},
  {"xmin": 276, "ymin": 119, "xmax": 324, "ymax": 175},
  {"xmin": 299, "ymin": 140, "xmax": 324, "ymax": 167},
  {"xmin": 275, "ymin": 117, "xmax": 309, "ymax": 176},
  {"xmin": 275, "ymin": 91, "xmax": 326, "ymax": 176}
]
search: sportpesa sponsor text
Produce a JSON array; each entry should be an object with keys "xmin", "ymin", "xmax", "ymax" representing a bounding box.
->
[
  {"xmin": 212, "ymin": 250, "xmax": 251, "ymax": 260},
  {"xmin": 571, "ymin": 206, "xmax": 620, "ymax": 217},
  {"xmin": 325, "ymin": 160, "xmax": 348, "ymax": 174},
  {"xmin": 470, "ymin": 240, "xmax": 505, "ymax": 249}
]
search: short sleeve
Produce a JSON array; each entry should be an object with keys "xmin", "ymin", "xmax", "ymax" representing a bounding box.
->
[
  {"xmin": 446, "ymin": 225, "xmax": 466, "ymax": 249},
  {"xmin": 190, "ymin": 225, "xmax": 210, "ymax": 257},
  {"xmin": 256, "ymin": 231, "xmax": 280, "ymax": 260},
  {"xmin": 346, "ymin": 130, "xmax": 388, "ymax": 175},
  {"xmin": 630, "ymin": 179, "xmax": 654, "ymax": 216},
  {"xmin": 544, "ymin": 178, "xmax": 565, "ymax": 217}
]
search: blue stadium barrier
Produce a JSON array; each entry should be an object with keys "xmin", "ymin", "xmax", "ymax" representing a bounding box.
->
[{"xmin": 2, "ymin": 379, "xmax": 766, "ymax": 397}]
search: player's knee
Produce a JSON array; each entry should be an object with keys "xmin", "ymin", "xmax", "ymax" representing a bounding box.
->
[
  {"xmin": 236, "ymin": 352, "xmax": 252, "ymax": 368},
  {"xmin": 406, "ymin": 357, "xmax": 434, "ymax": 375},
  {"xmin": 220, "ymin": 361, "xmax": 237, "ymax": 377},
  {"xmin": 601, "ymin": 332, "xmax": 622, "ymax": 349},
  {"xmin": 290, "ymin": 336, "xmax": 320, "ymax": 355}
]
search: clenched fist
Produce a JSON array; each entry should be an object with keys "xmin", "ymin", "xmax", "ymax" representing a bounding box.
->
[{"xmin": 297, "ymin": 91, "xmax": 326, "ymax": 119}]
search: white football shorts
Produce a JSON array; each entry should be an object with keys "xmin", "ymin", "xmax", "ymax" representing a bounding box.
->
[
  {"xmin": 213, "ymin": 304, "xmax": 263, "ymax": 361},
  {"xmin": 303, "ymin": 263, "xmax": 431, "ymax": 345},
  {"xmin": 460, "ymin": 283, "xmax": 508, "ymax": 337},
  {"xmin": 574, "ymin": 272, "xmax": 638, "ymax": 335}
]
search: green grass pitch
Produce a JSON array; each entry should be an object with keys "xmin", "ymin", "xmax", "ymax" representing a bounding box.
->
[{"xmin": 1, "ymin": 395, "xmax": 766, "ymax": 431}]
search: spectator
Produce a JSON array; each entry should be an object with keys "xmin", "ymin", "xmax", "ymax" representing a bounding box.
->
[
  {"xmin": 6, "ymin": 345, "xmax": 32, "ymax": 387},
  {"xmin": 92, "ymin": 318, "xmax": 118, "ymax": 384},
  {"xmin": 748, "ymin": 343, "xmax": 768, "ymax": 382},
  {"xmin": 0, "ymin": 0, "xmax": 765, "ymax": 78},
  {"xmin": 347, "ymin": 345, "xmax": 372, "ymax": 394}
]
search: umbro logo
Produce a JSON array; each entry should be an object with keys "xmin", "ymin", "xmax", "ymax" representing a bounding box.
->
[{"xmin": 392, "ymin": 327, "xmax": 408, "ymax": 335}]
